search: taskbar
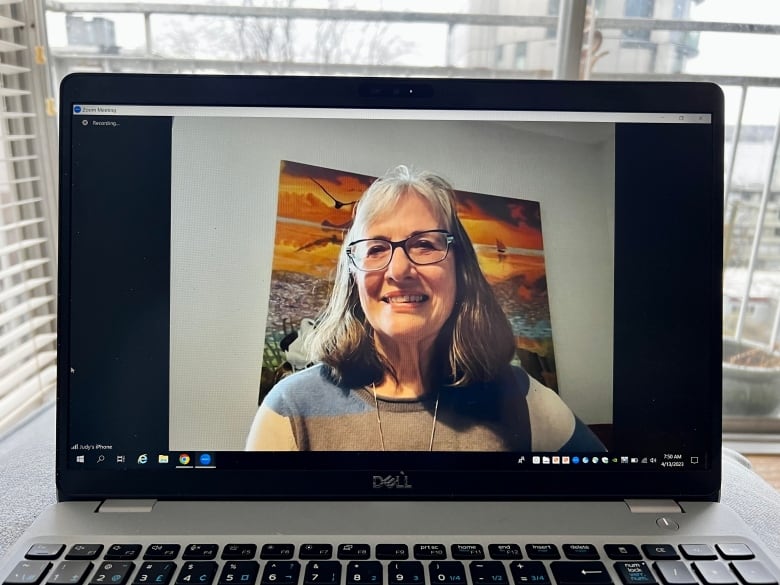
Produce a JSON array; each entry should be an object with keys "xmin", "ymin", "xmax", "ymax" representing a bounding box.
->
[{"xmin": 67, "ymin": 448, "xmax": 707, "ymax": 471}]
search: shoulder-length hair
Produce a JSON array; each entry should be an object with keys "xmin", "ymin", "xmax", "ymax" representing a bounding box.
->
[{"xmin": 305, "ymin": 165, "xmax": 516, "ymax": 388}]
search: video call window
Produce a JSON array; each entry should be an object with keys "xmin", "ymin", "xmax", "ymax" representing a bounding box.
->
[{"xmin": 167, "ymin": 115, "xmax": 615, "ymax": 453}]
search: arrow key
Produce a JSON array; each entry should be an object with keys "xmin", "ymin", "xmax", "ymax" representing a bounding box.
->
[{"xmin": 550, "ymin": 562, "xmax": 613, "ymax": 585}]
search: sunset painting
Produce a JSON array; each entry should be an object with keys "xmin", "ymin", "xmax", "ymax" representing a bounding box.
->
[{"xmin": 259, "ymin": 160, "xmax": 557, "ymax": 400}]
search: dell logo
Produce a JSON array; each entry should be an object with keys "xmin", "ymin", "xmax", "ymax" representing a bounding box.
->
[{"xmin": 373, "ymin": 471, "xmax": 413, "ymax": 489}]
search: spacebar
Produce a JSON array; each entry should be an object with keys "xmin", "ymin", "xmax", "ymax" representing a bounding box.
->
[{"xmin": 550, "ymin": 562, "xmax": 613, "ymax": 585}]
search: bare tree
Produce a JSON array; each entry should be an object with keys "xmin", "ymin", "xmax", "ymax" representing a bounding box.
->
[
  {"xmin": 311, "ymin": 0, "xmax": 409, "ymax": 65},
  {"xmin": 234, "ymin": 0, "xmax": 295, "ymax": 63},
  {"xmin": 154, "ymin": 0, "xmax": 413, "ymax": 68}
]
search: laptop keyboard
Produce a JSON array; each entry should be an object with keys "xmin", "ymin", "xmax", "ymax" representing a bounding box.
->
[{"xmin": 4, "ymin": 541, "xmax": 777, "ymax": 585}]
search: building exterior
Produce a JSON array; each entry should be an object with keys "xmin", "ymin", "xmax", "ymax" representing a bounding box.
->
[{"xmin": 459, "ymin": 0, "xmax": 703, "ymax": 77}]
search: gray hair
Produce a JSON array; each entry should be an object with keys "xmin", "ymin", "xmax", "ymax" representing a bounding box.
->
[{"xmin": 305, "ymin": 165, "xmax": 516, "ymax": 388}]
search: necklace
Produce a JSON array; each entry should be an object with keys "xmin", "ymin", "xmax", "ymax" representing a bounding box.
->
[{"xmin": 371, "ymin": 384, "xmax": 440, "ymax": 451}]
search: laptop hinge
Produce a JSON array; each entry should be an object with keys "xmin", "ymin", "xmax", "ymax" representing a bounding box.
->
[
  {"xmin": 624, "ymin": 499, "xmax": 683, "ymax": 514},
  {"xmin": 97, "ymin": 499, "xmax": 157, "ymax": 513}
]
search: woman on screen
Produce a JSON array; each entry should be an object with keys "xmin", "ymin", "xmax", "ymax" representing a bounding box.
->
[{"xmin": 245, "ymin": 165, "xmax": 605, "ymax": 452}]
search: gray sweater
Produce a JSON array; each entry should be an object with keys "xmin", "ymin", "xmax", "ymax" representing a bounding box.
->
[{"xmin": 246, "ymin": 364, "xmax": 605, "ymax": 452}]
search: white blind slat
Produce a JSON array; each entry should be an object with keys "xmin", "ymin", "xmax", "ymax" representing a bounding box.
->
[
  {"xmin": 0, "ymin": 349, "xmax": 57, "ymax": 399},
  {"xmin": 0, "ymin": 197, "xmax": 42, "ymax": 211},
  {"xmin": 0, "ymin": 14, "xmax": 24, "ymax": 27},
  {"xmin": 0, "ymin": 38, "xmax": 25, "ymax": 51},
  {"xmin": 0, "ymin": 154, "xmax": 37, "ymax": 162},
  {"xmin": 0, "ymin": 315, "xmax": 56, "ymax": 350},
  {"xmin": 0, "ymin": 217, "xmax": 45, "ymax": 232},
  {"xmin": 0, "ymin": 112, "xmax": 36, "ymax": 119},
  {"xmin": 2, "ymin": 134, "xmax": 37, "ymax": 141},
  {"xmin": 0, "ymin": 174, "xmax": 41, "ymax": 185},
  {"xmin": 0, "ymin": 257, "xmax": 49, "ymax": 280},
  {"xmin": 0, "ymin": 63, "xmax": 29, "ymax": 74},
  {"xmin": 0, "ymin": 365, "xmax": 57, "ymax": 432},
  {"xmin": 0, "ymin": 236, "xmax": 47, "ymax": 257},
  {"xmin": 0, "ymin": 295, "xmax": 55, "ymax": 330},
  {"xmin": 0, "ymin": 277, "xmax": 52, "ymax": 305},
  {"xmin": 0, "ymin": 87, "xmax": 29, "ymax": 97},
  {"xmin": 0, "ymin": 333, "xmax": 57, "ymax": 376}
]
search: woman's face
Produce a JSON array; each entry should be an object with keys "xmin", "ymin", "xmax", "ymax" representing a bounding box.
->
[{"xmin": 353, "ymin": 191, "xmax": 457, "ymax": 351}]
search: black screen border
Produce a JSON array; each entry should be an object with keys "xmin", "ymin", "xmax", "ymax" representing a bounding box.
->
[{"xmin": 57, "ymin": 74, "xmax": 724, "ymax": 501}]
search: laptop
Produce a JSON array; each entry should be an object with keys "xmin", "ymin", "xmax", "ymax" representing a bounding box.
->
[{"xmin": 2, "ymin": 74, "xmax": 778, "ymax": 585}]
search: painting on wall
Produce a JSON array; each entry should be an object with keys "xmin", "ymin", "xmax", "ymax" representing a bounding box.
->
[{"xmin": 259, "ymin": 160, "xmax": 556, "ymax": 400}]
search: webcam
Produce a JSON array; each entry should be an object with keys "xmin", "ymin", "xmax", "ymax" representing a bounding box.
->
[{"xmin": 358, "ymin": 82, "xmax": 434, "ymax": 99}]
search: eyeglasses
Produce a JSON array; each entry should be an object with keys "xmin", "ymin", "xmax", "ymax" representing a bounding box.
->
[{"xmin": 346, "ymin": 229, "xmax": 455, "ymax": 272}]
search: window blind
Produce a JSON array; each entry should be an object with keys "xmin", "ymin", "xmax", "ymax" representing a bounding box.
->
[{"xmin": 0, "ymin": 0, "xmax": 58, "ymax": 435}]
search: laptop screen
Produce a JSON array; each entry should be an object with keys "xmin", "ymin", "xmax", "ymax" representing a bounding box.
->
[{"xmin": 58, "ymin": 76, "xmax": 723, "ymax": 499}]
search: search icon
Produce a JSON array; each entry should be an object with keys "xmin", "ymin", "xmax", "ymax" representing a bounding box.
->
[{"xmin": 96, "ymin": 455, "xmax": 105, "ymax": 463}]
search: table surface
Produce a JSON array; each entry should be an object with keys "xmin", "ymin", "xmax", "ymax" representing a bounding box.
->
[{"xmin": 2, "ymin": 404, "xmax": 780, "ymax": 562}]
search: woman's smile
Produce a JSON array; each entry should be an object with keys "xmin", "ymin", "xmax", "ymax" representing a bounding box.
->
[{"xmin": 381, "ymin": 292, "xmax": 430, "ymax": 304}]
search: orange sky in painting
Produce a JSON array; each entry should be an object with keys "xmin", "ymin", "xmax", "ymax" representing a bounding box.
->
[
  {"xmin": 272, "ymin": 221, "xmax": 344, "ymax": 278},
  {"xmin": 273, "ymin": 161, "xmax": 547, "ymax": 285},
  {"xmin": 276, "ymin": 161, "xmax": 367, "ymax": 230}
]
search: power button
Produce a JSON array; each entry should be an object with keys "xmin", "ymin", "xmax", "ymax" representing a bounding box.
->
[{"xmin": 657, "ymin": 517, "xmax": 680, "ymax": 530}]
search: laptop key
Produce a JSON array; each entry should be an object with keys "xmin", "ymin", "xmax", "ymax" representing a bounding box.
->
[
  {"xmin": 106, "ymin": 546, "xmax": 142, "ymax": 561},
  {"xmin": 388, "ymin": 562, "xmax": 424, "ymax": 585},
  {"xmin": 261, "ymin": 562, "xmax": 300, "ymax": 585},
  {"xmin": 680, "ymin": 545, "xmax": 717, "ymax": 561},
  {"xmin": 413, "ymin": 546, "xmax": 446, "ymax": 561},
  {"xmin": 613, "ymin": 562, "xmax": 656, "ymax": 585},
  {"xmin": 508, "ymin": 561, "xmax": 550, "ymax": 585},
  {"xmin": 716, "ymin": 545, "xmax": 754, "ymax": 561},
  {"xmin": 452, "ymin": 546, "xmax": 484, "ymax": 560},
  {"xmin": 525, "ymin": 545, "xmax": 560, "ymax": 560},
  {"xmin": 550, "ymin": 562, "xmax": 612, "ymax": 585},
  {"xmin": 182, "ymin": 546, "xmax": 218, "ymax": 561},
  {"xmin": 27, "ymin": 546, "xmax": 66, "ymax": 561},
  {"xmin": 4, "ymin": 560, "xmax": 52, "ymax": 585},
  {"xmin": 338, "ymin": 546, "xmax": 370, "ymax": 561},
  {"xmin": 91, "ymin": 562, "xmax": 135, "ymax": 585},
  {"xmin": 564, "ymin": 545, "xmax": 600, "ymax": 560},
  {"xmin": 376, "ymin": 546, "xmax": 408, "ymax": 561},
  {"xmin": 145, "ymin": 546, "xmax": 181, "ymax": 561},
  {"xmin": 346, "ymin": 562, "xmax": 382, "ymax": 585},
  {"xmin": 642, "ymin": 546, "xmax": 679, "ymax": 561},
  {"xmin": 488, "ymin": 545, "xmax": 522, "ymax": 560},
  {"xmin": 429, "ymin": 562, "xmax": 466, "ymax": 585},
  {"xmin": 260, "ymin": 546, "xmax": 295, "ymax": 561},
  {"xmin": 218, "ymin": 561, "xmax": 259, "ymax": 585},
  {"xmin": 222, "ymin": 545, "xmax": 257, "ymax": 560},
  {"xmin": 134, "ymin": 562, "xmax": 177, "ymax": 585},
  {"xmin": 729, "ymin": 561, "xmax": 778, "ymax": 585},
  {"xmin": 66, "ymin": 546, "xmax": 104, "ymax": 561},
  {"xmin": 176, "ymin": 562, "xmax": 219, "ymax": 585},
  {"xmin": 653, "ymin": 562, "xmax": 697, "ymax": 585},
  {"xmin": 47, "ymin": 561, "xmax": 93, "ymax": 585},
  {"xmin": 299, "ymin": 546, "xmax": 333, "ymax": 560},
  {"xmin": 604, "ymin": 546, "xmax": 641, "ymax": 561},
  {"xmin": 469, "ymin": 561, "xmax": 508, "ymax": 585},
  {"xmin": 302, "ymin": 562, "xmax": 341, "ymax": 585},
  {"xmin": 692, "ymin": 562, "xmax": 737, "ymax": 585}
]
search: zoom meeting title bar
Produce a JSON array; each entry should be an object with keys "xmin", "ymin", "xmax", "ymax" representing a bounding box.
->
[{"xmin": 72, "ymin": 104, "xmax": 712, "ymax": 124}]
